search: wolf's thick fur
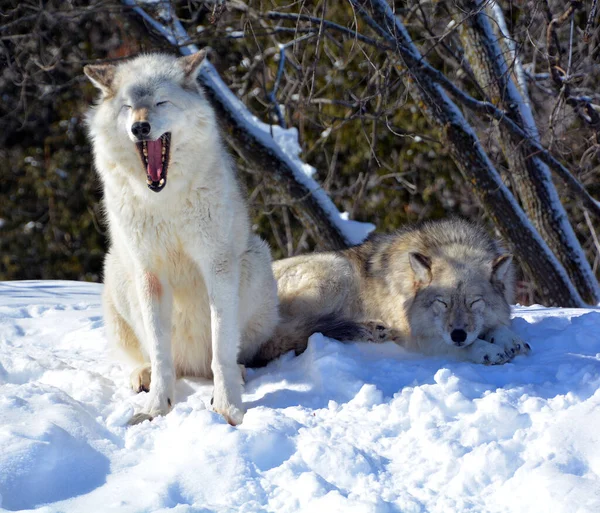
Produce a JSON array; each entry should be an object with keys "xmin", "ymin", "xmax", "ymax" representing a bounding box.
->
[
  {"xmin": 85, "ymin": 52, "xmax": 278, "ymax": 425},
  {"xmin": 255, "ymin": 219, "xmax": 529, "ymax": 366}
]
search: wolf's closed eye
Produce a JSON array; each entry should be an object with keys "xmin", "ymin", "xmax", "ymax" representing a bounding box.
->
[
  {"xmin": 434, "ymin": 298, "xmax": 448, "ymax": 308},
  {"xmin": 156, "ymin": 101, "xmax": 169, "ymax": 107},
  {"xmin": 470, "ymin": 298, "xmax": 484, "ymax": 308}
]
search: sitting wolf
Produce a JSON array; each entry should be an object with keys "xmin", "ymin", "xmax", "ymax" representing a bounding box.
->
[
  {"xmin": 84, "ymin": 52, "xmax": 278, "ymax": 425},
  {"xmin": 254, "ymin": 218, "xmax": 530, "ymax": 366}
]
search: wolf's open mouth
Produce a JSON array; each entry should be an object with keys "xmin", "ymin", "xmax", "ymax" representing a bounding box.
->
[{"xmin": 136, "ymin": 133, "xmax": 171, "ymax": 193}]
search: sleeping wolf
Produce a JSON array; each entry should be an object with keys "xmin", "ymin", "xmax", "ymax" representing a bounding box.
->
[
  {"xmin": 84, "ymin": 52, "xmax": 278, "ymax": 425},
  {"xmin": 254, "ymin": 218, "xmax": 530, "ymax": 366}
]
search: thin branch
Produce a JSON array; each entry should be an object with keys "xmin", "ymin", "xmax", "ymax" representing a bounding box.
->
[
  {"xmin": 267, "ymin": 32, "xmax": 316, "ymax": 128},
  {"xmin": 490, "ymin": 1, "xmax": 531, "ymax": 105},
  {"xmin": 546, "ymin": 1, "xmax": 600, "ymax": 137},
  {"xmin": 584, "ymin": 0, "xmax": 599, "ymax": 43},
  {"xmin": 264, "ymin": 10, "xmax": 392, "ymax": 51}
]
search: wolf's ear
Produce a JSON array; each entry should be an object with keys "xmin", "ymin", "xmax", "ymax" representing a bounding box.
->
[
  {"xmin": 84, "ymin": 64, "xmax": 116, "ymax": 96},
  {"xmin": 409, "ymin": 252, "xmax": 432, "ymax": 284},
  {"xmin": 178, "ymin": 50, "xmax": 207, "ymax": 81},
  {"xmin": 491, "ymin": 254, "xmax": 513, "ymax": 282}
]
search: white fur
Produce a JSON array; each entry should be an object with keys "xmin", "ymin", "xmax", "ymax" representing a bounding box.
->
[{"xmin": 85, "ymin": 53, "xmax": 278, "ymax": 425}]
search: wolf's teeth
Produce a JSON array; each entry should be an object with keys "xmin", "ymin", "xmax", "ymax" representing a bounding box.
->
[
  {"xmin": 161, "ymin": 156, "xmax": 165, "ymax": 163},
  {"xmin": 143, "ymin": 147, "xmax": 148, "ymax": 157},
  {"xmin": 161, "ymin": 146, "xmax": 166, "ymax": 155},
  {"xmin": 147, "ymin": 178, "xmax": 152, "ymax": 185},
  {"xmin": 159, "ymin": 178, "xmax": 165, "ymax": 186}
]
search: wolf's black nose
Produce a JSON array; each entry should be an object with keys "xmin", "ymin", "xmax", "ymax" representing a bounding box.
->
[
  {"xmin": 451, "ymin": 329, "xmax": 467, "ymax": 343},
  {"xmin": 131, "ymin": 121, "xmax": 151, "ymax": 138}
]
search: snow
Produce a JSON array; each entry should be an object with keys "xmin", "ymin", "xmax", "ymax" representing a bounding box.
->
[{"xmin": 1, "ymin": 281, "xmax": 600, "ymax": 512}]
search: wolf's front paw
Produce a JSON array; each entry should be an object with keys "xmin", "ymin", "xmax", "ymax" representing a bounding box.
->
[
  {"xmin": 128, "ymin": 387, "xmax": 173, "ymax": 425},
  {"xmin": 483, "ymin": 326, "xmax": 531, "ymax": 357},
  {"xmin": 467, "ymin": 339, "xmax": 512, "ymax": 365},
  {"xmin": 212, "ymin": 397, "xmax": 245, "ymax": 426},
  {"xmin": 212, "ymin": 377, "xmax": 245, "ymax": 426}
]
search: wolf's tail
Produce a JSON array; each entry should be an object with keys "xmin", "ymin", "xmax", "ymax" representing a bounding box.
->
[{"xmin": 247, "ymin": 312, "xmax": 366, "ymax": 368}]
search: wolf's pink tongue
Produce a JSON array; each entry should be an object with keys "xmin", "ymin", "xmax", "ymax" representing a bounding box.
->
[{"xmin": 146, "ymin": 140, "xmax": 163, "ymax": 181}]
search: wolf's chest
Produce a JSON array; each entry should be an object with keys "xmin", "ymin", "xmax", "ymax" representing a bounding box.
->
[{"xmin": 111, "ymin": 204, "xmax": 194, "ymax": 262}]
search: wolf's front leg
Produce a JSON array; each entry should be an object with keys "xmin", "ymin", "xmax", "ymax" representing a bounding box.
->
[
  {"xmin": 481, "ymin": 325, "xmax": 531, "ymax": 357},
  {"xmin": 128, "ymin": 271, "xmax": 175, "ymax": 425},
  {"xmin": 204, "ymin": 257, "xmax": 245, "ymax": 426},
  {"xmin": 461, "ymin": 338, "xmax": 513, "ymax": 365}
]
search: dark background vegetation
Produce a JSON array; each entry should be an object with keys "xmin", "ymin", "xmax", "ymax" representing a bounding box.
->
[{"xmin": 1, "ymin": 0, "xmax": 599, "ymax": 305}]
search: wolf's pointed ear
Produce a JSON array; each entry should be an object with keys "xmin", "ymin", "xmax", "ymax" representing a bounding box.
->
[
  {"xmin": 178, "ymin": 50, "xmax": 207, "ymax": 80},
  {"xmin": 84, "ymin": 64, "xmax": 116, "ymax": 96},
  {"xmin": 491, "ymin": 254, "xmax": 513, "ymax": 282},
  {"xmin": 409, "ymin": 252, "xmax": 432, "ymax": 284}
]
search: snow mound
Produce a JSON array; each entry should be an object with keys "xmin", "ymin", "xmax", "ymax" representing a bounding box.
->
[{"xmin": 1, "ymin": 281, "xmax": 600, "ymax": 512}]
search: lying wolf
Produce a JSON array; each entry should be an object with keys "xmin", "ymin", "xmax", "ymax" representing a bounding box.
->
[
  {"xmin": 254, "ymin": 218, "xmax": 530, "ymax": 365},
  {"xmin": 84, "ymin": 52, "xmax": 278, "ymax": 425}
]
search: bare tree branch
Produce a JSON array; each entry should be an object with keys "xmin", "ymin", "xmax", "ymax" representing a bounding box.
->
[
  {"xmin": 263, "ymin": 10, "xmax": 392, "ymax": 51},
  {"xmin": 546, "ymin": 1, "xmax": 600, "ymax": 137}
]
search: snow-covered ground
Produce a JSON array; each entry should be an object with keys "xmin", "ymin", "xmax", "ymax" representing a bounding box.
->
[{"xmin": 1, "ymin": 281, "xmax": 600, "ymax": 513}]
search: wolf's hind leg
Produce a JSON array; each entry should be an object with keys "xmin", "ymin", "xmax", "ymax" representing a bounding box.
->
[
  {"xmin": 105, "ymin": 292, "xmax": 145, "ymax": 363},
  {"xmin": 130, "ymin": 363, "xmax": 152, "ymax": 393}
]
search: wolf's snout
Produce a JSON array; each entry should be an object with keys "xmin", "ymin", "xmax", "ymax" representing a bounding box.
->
[
  {"xmin": 451, "ymin": 329, "xmax": 467, "ymax": 343},
  {"xmin": 132, "ymin": 121, "xmax": 151, "ymax": 139}
]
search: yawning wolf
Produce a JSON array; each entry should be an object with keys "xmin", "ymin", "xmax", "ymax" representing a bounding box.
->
[{"xmin": 84, "ymin": 52, "xmax": 279, "ymax": 425}]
